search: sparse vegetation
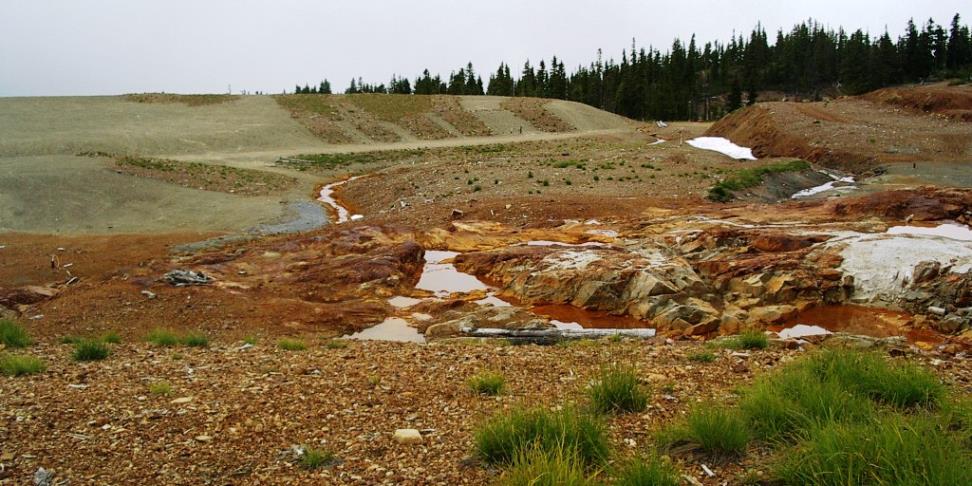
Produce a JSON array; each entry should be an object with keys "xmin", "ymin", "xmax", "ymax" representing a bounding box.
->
[
  {"xmin": 280, "ymin": 149, "xmax": 424, "ymax": 171},
  {"xmin": 181, "ymin": 333, "xmax": 209, "ymax": 348},
  {"xmin": 588, "ymin": 365, "xmax": 649, "ymax": 414},
  {"xmin": 467, "ymin": 371, "xmax": 506, "ymax": 396},
  {"xmin": 146, "ymin": 329, "xmax": 181, "ymax": 347},
  {"xmin": 125, "ymin": 93, "xmax": 239, "ymax": 107},
  {"xmin": 497, "ymin": 446, "xmax": 595, "ymax": 486},
  {"xmin": 0, "ymin": 353, "xmax": 47, "ymax": 376},
  {"xmin": 723, "ymin": 330, "xmax": 769, "ymax": 350},
  {"xmin": 658, "ymin": 407, "xmax": 749, "ymax": 457},
  {"xmin": 72, "ymin": 340, "xmax": 111, "ymax": 362},
  {"xmin": 613, "ymin": 454, "xmax": 680, "ymax": 486},
  {"xmin": 687, "ymin": 351, "xmax": 717, "ymax": 363},
  {"xmin": 278, "ymin": 338, "xmax": 306, "ymax": 351},
  {"xmin": 707, "ymin": 160, "xmax": 810, "ymax": 202},
  {"xmin": 108, "ymin": 155, "xmax": 294, "ymax": 196},
  {"xmin": 0, "ymin": 319, "xmax": 32, "ymax": 348},
  {"xmin": 323, "ymin": 339, "xmax": 347, "ymax": 349}
]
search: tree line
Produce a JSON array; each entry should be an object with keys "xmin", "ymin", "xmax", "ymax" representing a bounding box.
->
[{"xmin": 292, "ymin": 13, "xmax": 972, "ymax": 121}]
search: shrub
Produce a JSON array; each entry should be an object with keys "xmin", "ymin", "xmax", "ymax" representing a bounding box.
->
[
  {"xmin": 588, "ymin": 365, "xmax": 649, "ymax": 414},
  {"xmin": 148, "ymin": 381, "xmax": 173, "ymax": 396},
  {"xmin": 687, "ymin": 351, "xmax": 716, "ymax": 363},
  {"xmin": 72, "ymin": 340, "xmax": 110, "ymax": 362},
  {"xmin": 498, "ymin": 446, "xmax": 595, "ymax": 486},
  {"xmin": 146, "ymin": 329, "xmax": 180, "ymax": 347},
  {"xmin": 0, "ymin": 319, "xmax": 31, "ymax": 348},
  {"xmin": 278, "ymin": 338, "xmax": 306, "ymax": 351},
  {"xmin": 299, "ymin": 446, "xmax": 336, "ymax": 470},
  {"xmin": 474, "ymin": 406, "xmax": 609, "ymax": 467},
  {"xmin": 613, "ymin": 454, "xmax": 680, "ymax": 486},
  {"xmin": 659, "ymin": 407, "xmax": 748, "ymax": 457},
  {"xmin": 181, "ymin": 333, "xmax": 209, "ymax": 348},
  {"xmin": 467, "ymin": 371, "xmax": 505, "ymax": 396},
  {"xmin": 774, "ymin": 416, "xmax": 972, "ymax": 485},
  {"xmin": 0, "ymin": 353, "xmax": 47, "ymax": 376}
]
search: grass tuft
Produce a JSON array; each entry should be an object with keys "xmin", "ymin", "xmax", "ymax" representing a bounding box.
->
[
  {"xmin": 659, "ymin": 407, "xmax": 749, "ymax": 457},
  {"xmin": 804, "ymin": 349, "xmax": 945, "ymax": 409},
  {"xmin": 146, "ymin": 329, "xmax": 180, "ymax": 347},
  {"xmin": 613, "ymin": 454, "xmax": 680, "ymax": 486},
  {"xmin": 299, "ymin": 447, "xmax": 336, "ymax": 470},
  {"xmin": 687, "ymin": 351, "xmax": 717, "ymax": 363},
  {"xmin": 72, "ymin": 340, "xmax": 110, "ymax": 362},
  {"xmin": 725, "ymin": 330, "xmax": 769, "ymax": 350},
  {"xmin": 0, "ymin": 353, "xmax": 47, "ymax": 376},
  {"xmin": 148, "ymin": 381, "xmax": 173, "ymax": 396},
  {"xmin": 323, "ymin": 339, "xmax": 347, "ymax": 349},
  {"xmin": 774, "ymin": 416, "xmax": 972, "ymax": 485},
  {"xmin": 497, "ymin": 446, "xmax": 596, "ymax": 486},
  {"xmin": 278, "ymin": 338, "xmax": 307, "ymax": 351},
  {"xmin": 181, "ymin": 333, "xmax": 209, "ymax": 348},
  {"xmin": 467, "ymin": 371, "xmax": 506, "ymax": 396},
  {"xmin": 588, "ymin": 365, "xmax": 649, "ymax": 414},
  {"xmin": 0, "ymin": 319, "xmax": 32, "ymax": 348},
  {"xmin": 474, "ymin": 406, "xmax": 609, "ymax": 467}
]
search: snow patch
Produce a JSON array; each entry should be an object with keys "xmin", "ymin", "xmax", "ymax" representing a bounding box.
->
[
  {"xmin": 792, "ymin": 171, "xmax": 856, "ymax": 199},
  {"xmin": 686, "ymin": 137, "xmax": 757, "ymax": 160},
  {"xmin": 886, "ymin": 224, "xmax": 972, "ymax": 241},
  {"xmin": 543, "ymin": 250, "xmax": 602, "ymax": 270}
]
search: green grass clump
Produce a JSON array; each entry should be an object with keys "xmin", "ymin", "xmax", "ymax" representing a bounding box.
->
[
  {"xmin": 467, "ymin": 371, "xmax": 506, "ymax": 396},
  {"xmin": 299, "ymin": 446, "xmax": 337, "ymax": 470},
  {"xmin": 613, "ymin": 454, "xmax": 680, "ymax": 486},
  {"xmin": 148, "ymin": 381, "xmax": 173, "ymax": 396},
  {"xmin": 100, "ymin": 331, "xmax": 121, "ymax": 344},
  {"xmin": 725, "ymin": 330, "xmax": 769, "ymax": 350},
  {"xmin": 0, "ymin": 319, "xmax": 32, "ymax": 348},
  {"xmin": 774, "ymin": 416, "xmax": 972, "ymax": 485},
  {"xmin": 687, "ymin": 351, "xmax": 717, "ymax": 363},
  {"xmin": 588, "ymin": 365, "xmax": 649, "ymax": 414},
  {"xmin": 804, "ymin": 349, "xmax": 945, "ymax": 409},
  {"xmin": 72, "ymin": 340, "xmax": 110, "ymax": 362},
  {"xmin": 0, "ymin": 353, "xmax": 47, "ymax": 376},
  {"xmin": 181, "ymin": 333, "xmax": 209, "ymax": 348},
  {"xmin": 146, "ymin": 329, "xmax": 180, "ymax": 347},
  {"xmin": 497, "ymin": 446, "xmax": 596, "ymax": 486},
  {"xmin": 659, "ymin": 407, "xmax": 749, "ymax": 457},
  {"xmin": 474, "ymin": 406, "xmax": 609, "ymax": 467},
  {"xmin": 278, "ymin": 338, "xmax": 307, "ymax": 351},
  {"xmin": 707, "ymin": 159, "xmax": 810, "ymax": 202}
]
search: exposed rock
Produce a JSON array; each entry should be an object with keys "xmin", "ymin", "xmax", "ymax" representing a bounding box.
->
[
  {"xmin": 748, "ymin": 305, "xmax": 797, "ymax": 325},
  {"xmin": 163, "ymin": 269, "xmax": 213, "ymax": 286},
  {"xmin": 393, "ymin": 429, "xmax": 423, "ymax": 445},
  {"xmin": 0, "ymin": 285, "xmax": 59, "ymax": 308}
]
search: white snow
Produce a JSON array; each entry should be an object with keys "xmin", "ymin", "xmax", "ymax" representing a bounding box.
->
[
  {"xmin": 839, "ymin": 233, "xmax": 972, "ymax": 303},
  {"xmin": 791, "ymin": 171, "xmax": 856, "ymax": 199},
  {"xmin": 686, "ymin": 137, "xmax": 757, "ymax": 160},
  {"xmin": 886, "ymin": 224, "xmax": 972, "ymax": 241},
  {"xmin": 777, "ymin": 324, "xmax": 832, "ymax": 339},
  {"xmin": 476, "ymin": 294, "xmax": 512, "ymax": 307}
]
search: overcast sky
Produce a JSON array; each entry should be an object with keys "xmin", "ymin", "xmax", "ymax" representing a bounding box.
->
[{"xmin": 0, "ymin": 1, "xmax": 968, "ymax": 97}]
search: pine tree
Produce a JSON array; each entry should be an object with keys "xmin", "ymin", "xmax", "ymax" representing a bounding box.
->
[{"xmin": 726, "ymin": 78, "xmax": 742, "ymax": 111}]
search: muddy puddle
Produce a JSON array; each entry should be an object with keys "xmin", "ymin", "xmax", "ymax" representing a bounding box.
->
[
  {"xmin": 416, "ymin": 250, "xmax": 488, "ymax": 296},
  {"xmin": 772, "ymin": 305, "xmax": 941, "ymax": 344},
  {"xmin": 345, "ymin": 317, "xmax": 426, "ymax": 343}
]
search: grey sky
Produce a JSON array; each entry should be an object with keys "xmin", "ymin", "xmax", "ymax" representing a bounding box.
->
[{"xmin": 0, "ymin": 0, "xmax": 968, "ymax": 96}]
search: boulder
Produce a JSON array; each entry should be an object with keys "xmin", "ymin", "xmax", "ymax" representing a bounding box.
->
[
  {"xmin": 393, "ymin": 429, "xmax": 423, "ymax": 445},
  {"xmin": 748, "ymin": 305, "xmax": 797, "ymax": 325}
]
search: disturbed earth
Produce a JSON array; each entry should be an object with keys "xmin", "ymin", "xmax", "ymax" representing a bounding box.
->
[{"xmin": 2, "ymin": 85, "xmax": 972, "ymax": 485}]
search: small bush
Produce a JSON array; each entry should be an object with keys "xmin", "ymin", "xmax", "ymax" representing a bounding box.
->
[
  {"xmin": 774, "ymin": 416, "xmax": 972, "ymax": 485},
  {"xmin": 613, "ymin": 454, "xmax": 680, "ymax": 486},
  {"xmin": 474, "ymin": 406, "xmax": 609, "ymax": 467},
  {"xmin": 72, "ymin": 340, "xmax": 110, "ymax": 362},
  {"xmin": 467, "ymin": 371, "xmax": 505, "ymax": 396},
  {"xmin": 0, "ymin": 353, "xmax": 47, "ymax": 376},
  {"xmin": 299, "ymin": 447, "xmax": 336, "ymax": 470},
  {"xmin": 588, "ymin": 365, "xmax": 649, "ymax": 414},
  {"xmin": 181, "ymin": 333, "xmax": 209, "ymax": 348},
  {"xmin": 498, "ymin": 446, "xmax": 595, "ymax": 486},
  {"xmin": 659, "ymin": 407, "xmax": 748, "ymax": 457},
  {"xmin": 0, "ymin": 319, "xmax": 31, "ymax": 348},
  {"xmin": 146, "ymin": 329, "xmax": 180, "ymax": 347},
  {"xmin": 278, "ymin": 338, "xmax": 306, "ymax": 351},
  {"xmin": 243, "ymin": 336, "xmax": 258, "ymax": 345},
  {"xmin": 687, "ymin": 351, "xmax": 716, "ymax": 363},
  {"xmin": 148, "ymin": 381, "xmax": 173, "ymax": 396}
]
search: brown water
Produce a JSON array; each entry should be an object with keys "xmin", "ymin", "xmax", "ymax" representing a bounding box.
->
[{"xmin": 773, "ymin": 305, "xmax": 942, "ymax": 344}]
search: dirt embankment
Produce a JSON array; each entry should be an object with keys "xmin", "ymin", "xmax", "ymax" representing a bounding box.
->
[
  {"xmin": 707, "ymin": 84, "xmax": 972, "ymax": 174},
  {"xmin": 864, "ymin": 82, "xmax": 972, "ymax": 121}
]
